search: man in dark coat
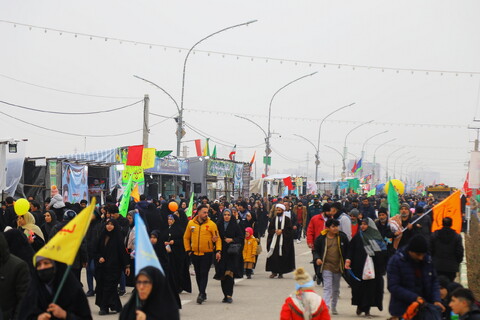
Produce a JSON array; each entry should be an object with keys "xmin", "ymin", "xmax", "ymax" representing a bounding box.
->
[
  {"xmin": 0, "ymin": 232, "xmax": 30, "ymax": 320},
  {"xmin": 387, "ymin": 234, "xmax": 445, "ymax": 318},
  {"xmin": 266, "ymin": 204, "xmax": 295, "ymax": 278},
  {"xmin": 430, "ymin": 217, "xmax": 464, "ymax": 282},
  {"xmin": 3, "ymin": 197, "xmax": 17, "ymax": 228},
  {"xmin": 359, "ymin": 198, "xmax": 376, "ymax": 220}
]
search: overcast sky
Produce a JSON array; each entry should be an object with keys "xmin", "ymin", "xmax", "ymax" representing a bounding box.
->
[{"xmin": 1, "ymin": 1, "xmax": 479, "ymax": 187}]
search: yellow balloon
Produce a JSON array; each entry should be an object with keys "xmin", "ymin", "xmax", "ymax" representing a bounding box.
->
[
  {"xmin": 14, "ymin": 198, "xmax": 30, "ymax": 216},
  {"xmin": 384, "ymin": 179, "xmax": 405, "ymax": 195}
]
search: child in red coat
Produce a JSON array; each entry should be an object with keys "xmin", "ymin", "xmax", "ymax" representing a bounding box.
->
[{"xmin": 280, "ymin": 267, "xmax": 331, "ymax": 320}]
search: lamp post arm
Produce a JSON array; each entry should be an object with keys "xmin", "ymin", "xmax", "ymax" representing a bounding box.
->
[
  {"xmin": 133, "ymin": 75, "xmax": 180, "ymax": 112},
  {"xmin": 267, "ymin": 72, "xmax": 317, "ymax": 135},
  {"xmin": 293, "ymin": 134, "xmax": 318, "ymax": 153},
  {"xmin": 317, "ymin": 102, "xmax": 355, "ymax": 151},
  {"xmin": 180, "ymin": 20, "xmax": 258, "ymax": 112},
  {"xmin": 234, "ymin": 115, "xmax": 267, "ymax": 137}
]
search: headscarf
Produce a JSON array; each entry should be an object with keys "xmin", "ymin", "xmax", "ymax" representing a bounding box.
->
[
  {"xmin": 4, "ymin": 228, "xmax": 35, "ymax": 267},
  {"xmin": 245, "ymin": 227, "xmax": 254, "ymax": 240},
  {"xmin": 20, "ymin": 212, "xmax": 45, "ymax": 241},
  {"xmin": 359, "ymin": 218, "xmax": 387, "ymax": 256},
  {"xmin": 42, "ymin": 210, "xmax": 58, "ymax": 237},
  {"xmin": 119, "ymin": 266, "xmax": 179, "ymax": 320}
]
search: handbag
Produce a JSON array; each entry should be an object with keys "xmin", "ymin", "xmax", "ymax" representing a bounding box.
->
[
  {"xmin": 362, "ymin": 255, "xmax": 375, "ymax": 280},
  {"xmin": 227, "ymin": 243, "xmax": 242, "ymax": 255},
  {"xmin": 255, "ymin": 239, "xmax": 262, "ymax": 255}
]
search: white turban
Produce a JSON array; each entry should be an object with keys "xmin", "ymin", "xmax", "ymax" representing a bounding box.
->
[{"xmin": 276, "ymin": 204, "xmax": 286, "ymax": 211}]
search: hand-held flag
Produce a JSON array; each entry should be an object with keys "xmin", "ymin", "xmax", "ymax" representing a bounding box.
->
[
  {"xmin": 119, "ymin": 175, "xmax": 133, "ymax": 217},
  {"xmin": 185, "ymin": 193, "xmax": 194, "ymax": 218},
  {"xmin": 387, "ymin": 180, "xmax": 399, "ymax": 217},
  {"xmin": 135, "ymin": 213, "xmax": 164, "ymax": 275},
  {"xmin": 34, "ymin": 198, "xmax": 96, "ymax": 266},
  {"xmin": 431, "ymin": 190, "xmax": 462, "ymax": 234}
]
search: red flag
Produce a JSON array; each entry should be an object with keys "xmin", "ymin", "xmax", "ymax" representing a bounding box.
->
[
  {"xmin": 463, "ymin": 172, "xmax": 472, "ymax": 197},
  {"xmin": 127, "ymin": 145, "xmax": 144, "ymax": 166},
  {"xmin": 229, "ymin": 145, "xmax": 237, "ymax": 161},
  {"xmin": 351, "ymin": 160, "xmax": 358, "ymax": 174},
  {"xmin": 194, "ymin": 139, "xmax": 202, "ymax": 157},
  {"xmin": 283, "ymin": 177, "xmax": 295, "ymax": 190}
]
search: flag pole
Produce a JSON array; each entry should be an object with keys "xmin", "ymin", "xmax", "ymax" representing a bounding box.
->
[
  {"xmin": 52, "ymin": 265, "xmax": 73, "ymax": 304},
  {"xmin": 400, "ymin": 208, "xmax": 433, "ymax": 233}
]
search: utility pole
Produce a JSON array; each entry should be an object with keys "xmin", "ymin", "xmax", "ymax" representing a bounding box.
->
[{"xmin": 143, "ymin": 94, "xmax": 150, "ymax": 147}]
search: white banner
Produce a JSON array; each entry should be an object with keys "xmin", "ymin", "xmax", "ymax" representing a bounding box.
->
[{"xmin": 469, "ymin": 151, "xmax": 480, "ymax": 188}]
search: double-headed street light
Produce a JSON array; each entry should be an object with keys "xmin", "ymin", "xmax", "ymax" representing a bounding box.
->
[{"xmin": 136, "ymin": 20, "xmax": 257, "ymax": 156}]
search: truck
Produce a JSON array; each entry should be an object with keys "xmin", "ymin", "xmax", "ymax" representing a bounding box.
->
[{"xmin": 425, "ymin": 184, "xmax": 456, "ymax": 200}]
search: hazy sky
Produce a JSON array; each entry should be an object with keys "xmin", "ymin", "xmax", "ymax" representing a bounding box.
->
[{"xmin": 1, "ymin": 1, "xmax": 479, "ymax": 187}]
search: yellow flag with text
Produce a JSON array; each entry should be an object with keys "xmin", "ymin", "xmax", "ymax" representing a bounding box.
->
[
  {"xmin": 34, "ymin": 199, "xmax": 96, "ymax": 266},
  {"xmin": 141, "ymin": 148, "xmax": 156, "ymax": 169}
]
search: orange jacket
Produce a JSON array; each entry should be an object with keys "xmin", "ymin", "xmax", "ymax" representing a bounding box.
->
[{"xmin": 183, "ymin": 216, "xmax": 222, "ymax": 256}]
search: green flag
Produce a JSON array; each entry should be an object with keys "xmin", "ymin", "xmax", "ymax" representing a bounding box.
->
[
  {"xmin": 387, "ymin": 180, "xmax": 399, "ymax": 217},
  {"xmin": 155, "ymin": 150, "xmax": 173, "ymax": 158},
  {"xmin": 348, "ymin": 178, "xmax": 360, "ymax": 193},
  {"xmin": 367, "ymin": 188, "xmax": 376, "ymax": 197},
  {"xmin": 212, "ymin": 146, "xmax": 217, "ymax": 158},
  {"xmin": 185, "ymin": 193, "xmax": 195, "ymax": 218},
  {"xmin": 119, "ymin": 175, "xmax": 133, "ymax": 217}
]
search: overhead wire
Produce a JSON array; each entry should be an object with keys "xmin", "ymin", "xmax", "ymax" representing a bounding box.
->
[
  {"xmin": 0, "ymin": 110, "xmax": 175, "ymax": 137},
  {"xmin": 0, "ymin": 99, "xmax": 143, "ymax": 115},
  {"xmin": 1, "ymin": 19, "xmax": 479, "ymax": 77},
  {"xmin": 0, "ymin": 73, "xmax": 140, "ymax": 99},
  {"xmin": 184, "ymin": 122, "xmax": 264, "ymax": 149}
]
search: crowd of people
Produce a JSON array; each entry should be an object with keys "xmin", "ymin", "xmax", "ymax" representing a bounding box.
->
[{"xmin": 0, "ymin": 190, "xmax": 479, "ymax": 319}]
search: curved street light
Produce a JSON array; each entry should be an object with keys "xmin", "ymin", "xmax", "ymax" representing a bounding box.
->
[
  {"xmin": 342, "ymin": 120, "xmax": 374, "ymax": 180},
  {"xmin": 393, "ymin": 152, "xmax": 411, "ymax": 179},
  {"xmin": 385, "ymin": 146, "xmax": 406, "ymax": 181},
  {"xmin": 372, "ymin": 138, "xmax": 396, "ymax": 183},
  {"xmin": 315, "ymin": 103, "xmax": 355, "ymax": 181},
  {"xmin": 264, "ymin": 72, "xmax": 317, "ymax": 177},
  {"xmin": 136, "ymin": 20, "xmax": 257, "ymax": 156}
]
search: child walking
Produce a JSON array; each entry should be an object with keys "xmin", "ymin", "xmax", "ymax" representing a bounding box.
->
[{"xmin": 243, "ymin": 227, "xmax": 258, "ymax": 279}]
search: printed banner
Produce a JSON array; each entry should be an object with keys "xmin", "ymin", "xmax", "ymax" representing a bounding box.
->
[
  {"xmin": 122, "ymin": 165, "xmax": 144, "ymax": 186},
  {"xmin": 207, "ymin": 160, "xmax": 235, "ymax": 178},
  {"xmin": 234, "ymin": 163, "xmax": 243, "ymax": 189},
  {"xmin": 62, "ymin": 163, "xmax": 88, "ymax": 203}
]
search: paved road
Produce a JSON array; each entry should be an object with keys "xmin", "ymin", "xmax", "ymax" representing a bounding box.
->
[{"xmin": 85, "ymin": 238, "xmax": 391, "ymax": 319}]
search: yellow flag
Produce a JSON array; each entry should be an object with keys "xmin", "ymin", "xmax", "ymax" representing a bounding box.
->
[
  {"xmin": 141, "ymin": 148, "xmax": 156, "ymax": 169},
  {"xmin": 34, "ymin": 198, "xmax": 96, "ymax": 266},
  {"xmin": 131, "ymin": 183, "xmax": 140, "ymax": 203}
]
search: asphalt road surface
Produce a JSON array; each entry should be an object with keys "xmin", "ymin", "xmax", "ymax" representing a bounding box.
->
[{"xmin": 84, "ymin": 238, "xmax": 391, "ymax": 320}]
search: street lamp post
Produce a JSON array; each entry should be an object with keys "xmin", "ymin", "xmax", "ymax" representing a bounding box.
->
[
  {"xmin": 342, "ymin": 120, "xmax": 374, "ymax": 180},
  {"xmin": 393, "ymin": 152, "xmax": 411, "ymax": 179},
  {"xmin": 178, "ymin": 20, "xmax": 257, "ymax": 156},
  {"xmin": 136, "ymin": 20, "xmax": 257, "ymax": 157},
  {"xmin": 324, "ymin": 145, "xmax": 344, "ymax": 181},
  {"xmin": 360, "ymin": 130, "xmax": 388, "ymax": 176},
  {"xmin": 264, "ymin": 72, "xmax": 317, "ymax": 177},
  {"xmin": 400, "ymin": 156, "xmax": 416, "ymax": 182},
  {"xmin": 314, "ymin": 103, "xmax": 355, "ymax": 183},
  {"xmin": 385, "ymin": 146, "xmax": 405, "ymax": 181},
  {"xmin": 372, "ymin": 138, "xmax": 396, "ymax": 183}
]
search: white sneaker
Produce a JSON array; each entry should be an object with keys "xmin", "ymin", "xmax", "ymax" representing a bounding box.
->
[{"xmin": 296, "ymin": 239, "xmax": 301, "ymax": 244}]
